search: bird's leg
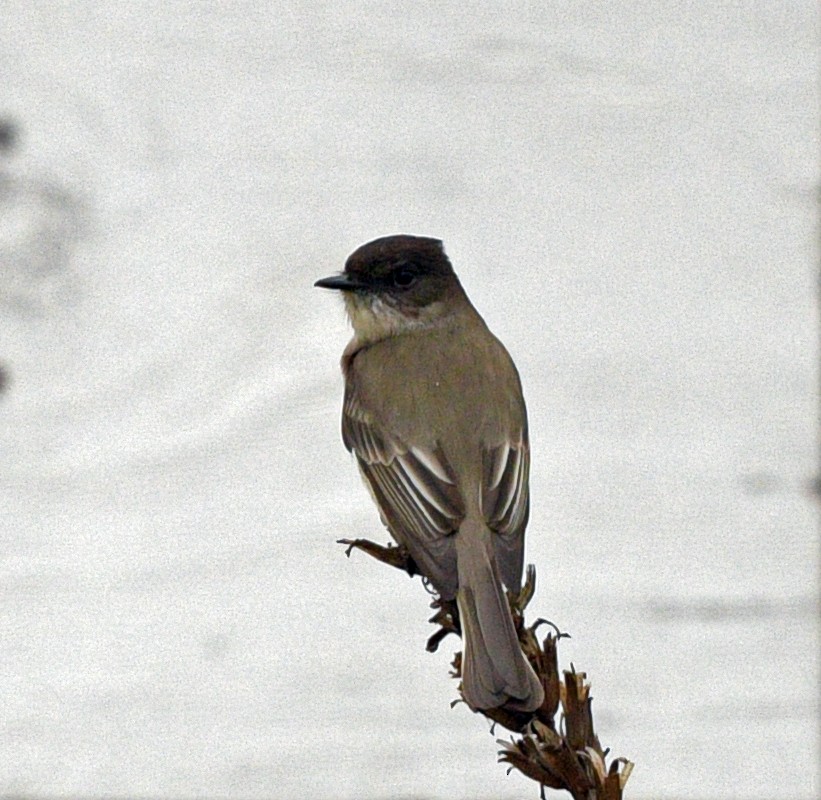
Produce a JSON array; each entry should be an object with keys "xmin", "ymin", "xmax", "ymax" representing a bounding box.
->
[{"xmin": 336, "ymin": 538, "xmax": 419, "ymax": 576}]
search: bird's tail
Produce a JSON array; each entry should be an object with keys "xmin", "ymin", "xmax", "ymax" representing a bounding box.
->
[{"xmin": 455, "ymin": 523, "xmax": 544, "ymax": 712}]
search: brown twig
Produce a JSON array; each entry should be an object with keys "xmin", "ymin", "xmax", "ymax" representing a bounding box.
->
[{"xmin": 339, "ymin": 539, "xmax": 633, "ymax": 799}]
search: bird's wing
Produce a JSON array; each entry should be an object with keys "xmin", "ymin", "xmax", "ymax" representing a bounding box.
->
[
  {"xmin": 342, "ymin": 389, "xmax": 464, "ymax": 597},
  {"xmin": 481, "ymin": 436, "xmax": 530, "ymax": 593}
]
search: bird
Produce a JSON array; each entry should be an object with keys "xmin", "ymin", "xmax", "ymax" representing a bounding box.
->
[{"xmin": 315, "ymin": 234, "xmax": 544, "ymax": 713}]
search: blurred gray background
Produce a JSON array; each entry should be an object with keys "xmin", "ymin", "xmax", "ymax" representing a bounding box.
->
[{"xmin": 0, "ymin": 3, "xmax": 818, "ymax": 799}]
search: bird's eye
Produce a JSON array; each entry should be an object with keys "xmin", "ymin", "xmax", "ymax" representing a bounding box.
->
[{"xmin": 392, "ymin": 269, "xmax": 417, "ymax": 288}]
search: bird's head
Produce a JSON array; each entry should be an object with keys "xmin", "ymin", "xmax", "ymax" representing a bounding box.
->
[{"xmin": 315, "ymin": 234, "xmax": 466, "ymax": 344}]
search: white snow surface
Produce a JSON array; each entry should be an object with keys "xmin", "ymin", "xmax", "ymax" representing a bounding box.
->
[{"xmin": 0, "ymin": 3, "xmax": 818, "ymax": 799}]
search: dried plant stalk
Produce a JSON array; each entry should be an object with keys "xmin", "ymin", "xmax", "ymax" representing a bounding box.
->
[{"xmin": 339, "ymin": 539, "xmax": 633, "ymax": 799}]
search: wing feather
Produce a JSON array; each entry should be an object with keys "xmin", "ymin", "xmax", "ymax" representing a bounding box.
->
[
  {"xmin": 342, "ymin": 388, "xmax": 464, "ymax": 597},
  {"xmin": 481, "ymin": 437, "xmax": 530, "ymax": 593}
]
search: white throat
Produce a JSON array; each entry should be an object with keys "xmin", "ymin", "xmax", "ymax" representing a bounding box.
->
[{"xmin": 344, "ymin": 292, "xmax": 447, "ymax": 347}]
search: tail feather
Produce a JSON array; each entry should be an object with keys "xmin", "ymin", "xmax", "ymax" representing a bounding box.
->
[{"xmin": 456, "ymin": 526, "xmax": 543, "ymax": 712}]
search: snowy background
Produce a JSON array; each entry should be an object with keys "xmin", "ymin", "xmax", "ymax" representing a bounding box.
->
[{"xmin": 0, "ymin": 3, "xmax": 818, "ymax": 799}]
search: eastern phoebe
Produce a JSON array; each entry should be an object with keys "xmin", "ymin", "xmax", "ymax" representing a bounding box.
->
[{"xmin": 315, "ymin": 234, "xmax": 544, "ymax": 713}]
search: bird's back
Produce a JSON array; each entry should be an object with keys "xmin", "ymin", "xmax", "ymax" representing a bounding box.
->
[{"xmin": 346, "ymin": 314, "xmax": 527, "ymax": 490}]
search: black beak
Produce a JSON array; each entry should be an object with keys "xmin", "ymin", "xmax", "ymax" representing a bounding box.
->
[{"xmin": 314, "ymin": 273, "xmax": 366, "ymax": 291}]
